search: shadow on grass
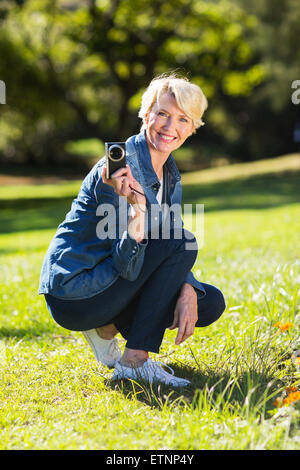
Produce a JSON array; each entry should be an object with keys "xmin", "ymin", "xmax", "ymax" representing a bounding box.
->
[
  {"xmin": 0, "ymin": 170, "xmax": 299, "ymax": 240},
  {"xmin": 0, "ymin": 197, "xmax": 74, "ymax": 235},
  {"xmin": 0, "ymin": 325, "xmax": 54, "ymax": 339},
  {"xmin": 183, "ymin": 170, "xmax": 300, "ymax": 212},
  {"xmin": 105, "ymin": 361, "xmax": 280, "ymax": 419}
]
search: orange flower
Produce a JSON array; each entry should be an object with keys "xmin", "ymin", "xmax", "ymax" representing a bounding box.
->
[
  {"xmin": 274, "ymin": 321, "xmax": 293, "ymax": 332},
  {"xmin": 285, "ymin": 386, "xmax": 298, "ymax": 393},
  {"xmin": 282, "ymin": 391, "xmax": 300, "ymax": 406},
  {"xmin": 280, "ymin": 322, "xmax": 294, "ymax": 331},
  {"xmin": 295, "ymin": 357, "xmax": 300, "ymax": 366}
]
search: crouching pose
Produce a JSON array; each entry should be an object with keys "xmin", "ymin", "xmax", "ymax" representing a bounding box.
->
[{"xmin": 39, "ymin": 73, "xmax": 225, "ymax": 387}]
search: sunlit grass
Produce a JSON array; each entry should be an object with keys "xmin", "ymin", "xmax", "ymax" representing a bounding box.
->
[
  {"xmin": 0, "ymin": 180, "xmax": 81, "ymax": 201},
  {"xmin": 0, "ymin": 158, "xmax": 299, "ymax": 450}
]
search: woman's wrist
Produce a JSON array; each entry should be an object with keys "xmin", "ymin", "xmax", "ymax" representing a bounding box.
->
[
  {"xmin": 128, "ymin": 207, "xmax": 146, "ymax": 242},
  {"xmin": 130, "ymin": 201, "xmax": 147, "ymax": 215},
  {"xmin": 180, "ymin": 282, "xmax": 196, "ymax": 297},
  {"xmin": 128, "ymin": 186, "xmax": 146, "ymax": 209}
]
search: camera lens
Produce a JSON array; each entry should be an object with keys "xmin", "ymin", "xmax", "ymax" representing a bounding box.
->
[{"xmin": 109, "ymin": 145, "xmax": 124, "ymax": 161}]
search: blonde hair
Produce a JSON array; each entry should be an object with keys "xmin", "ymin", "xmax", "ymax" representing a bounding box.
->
[{"xmin": 138, "ymin": 73, "xmax": 208, "ymax": 132}]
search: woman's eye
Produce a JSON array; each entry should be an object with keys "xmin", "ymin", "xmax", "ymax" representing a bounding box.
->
[{"xmin": 158, "ymin": 111, "xmax": 167, "ymax": 117}]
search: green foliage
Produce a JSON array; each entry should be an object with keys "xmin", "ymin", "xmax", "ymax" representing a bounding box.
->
[
  {"xmin": 232, "ymin": 0, "xmax": 300, "ymax": 158},
  {"xmin": 65, "ymin": 138, "xmax": 105, "ymax": 164},
  {"xmin": 1, "ymin": 0, "xmax": 299, "ymax": 166},
  {"xmin": 0, "ymin": 0, "xmax": 264, "ymax": 166}
]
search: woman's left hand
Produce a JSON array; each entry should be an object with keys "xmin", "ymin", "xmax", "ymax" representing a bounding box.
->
[{"xmin": 169, "ymin": 283, "xmax": 198, "ymax": 345}]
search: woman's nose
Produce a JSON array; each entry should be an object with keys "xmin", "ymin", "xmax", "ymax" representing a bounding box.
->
[{"xmin": 163, "ymin": 116, "xmax": 175, "ymax": 132}]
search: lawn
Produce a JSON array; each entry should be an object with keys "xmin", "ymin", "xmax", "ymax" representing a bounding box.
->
[{"xmin": 0, "ymin": 155, "xmax": 299, "ymax": 450}]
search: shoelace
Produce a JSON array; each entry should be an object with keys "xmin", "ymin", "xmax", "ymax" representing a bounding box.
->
[
  {"xmin": 149, "ymin": 361, "xmax": 175, "ymax": 378},
  {"xmin": 147, "ymin": 361, "xmax": 189, "ymax": 385}
]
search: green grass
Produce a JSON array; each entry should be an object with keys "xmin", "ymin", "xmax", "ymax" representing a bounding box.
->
[{"xmin": 0, "ymin": 156, "xmax": 299, "ymax": 450}]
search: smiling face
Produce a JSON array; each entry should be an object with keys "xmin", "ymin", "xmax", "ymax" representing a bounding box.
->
[{"xmin": 144, "ymin": 93, "xmax": 195, "ymax": 160}]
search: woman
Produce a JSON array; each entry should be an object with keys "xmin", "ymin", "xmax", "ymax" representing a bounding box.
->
[{"xmin": 39, "ymin": 73, "xmax": 225, "ymax": 387}]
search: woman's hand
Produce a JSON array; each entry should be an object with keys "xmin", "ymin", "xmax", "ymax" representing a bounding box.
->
[
  {"xmin": 169, "ymin": 283, "xmax": 198, "ymax": 345},
  {"xmin": 102, "ymin": 165, "xmax": 146, "ymax": 207},
  {"xmin": 102, "ymin": 165, "xmax": 146, "ymax": 242}
]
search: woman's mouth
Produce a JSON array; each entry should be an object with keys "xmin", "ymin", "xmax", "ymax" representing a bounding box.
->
[{"xmin": 158, "ymin": 133, "xmax": 176, "ymax": 143}]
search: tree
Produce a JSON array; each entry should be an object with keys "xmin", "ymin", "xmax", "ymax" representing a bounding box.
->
[
  {"xmin": 0, "ymin": 0, "xmax": 264, "ymax": 166},
  {"xmin": 231, "ymin": 0, "xmax": 300, "ymax": 158}
]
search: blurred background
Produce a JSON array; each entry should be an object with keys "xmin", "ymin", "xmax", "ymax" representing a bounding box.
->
[{"xmin": 0, "ymin": 0, "xmax": 300, "ymax": 174}]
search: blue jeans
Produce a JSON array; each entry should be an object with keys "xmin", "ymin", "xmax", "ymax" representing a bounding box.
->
[{"xmin": 45, "ymin": 231, "xmax": 226, "ymax": 353}]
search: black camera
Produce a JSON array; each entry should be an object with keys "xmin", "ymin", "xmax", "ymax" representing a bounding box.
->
[{"xmin": 105, "ymin": 142, "xmax": 126, "ymax": 179}]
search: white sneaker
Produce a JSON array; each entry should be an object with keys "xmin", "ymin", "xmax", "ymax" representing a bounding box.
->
[
  {"xmin": 83, "ymin": 329, "xmax": 122, "ymax": 368},
  {"xmin": 112, "ymin": 359, "xmax": 191, "ymax": 387}
]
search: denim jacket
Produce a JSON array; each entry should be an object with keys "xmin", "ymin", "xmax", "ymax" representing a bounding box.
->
[{"xmin": 39, "ymin": 131, "xmax": 205, "ymax": 299}]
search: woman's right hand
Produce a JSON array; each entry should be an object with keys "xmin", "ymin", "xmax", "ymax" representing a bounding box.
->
[
  {"xmin": 102, "ymin": 165, "xmax": 146, "ymax": 207},
  {"xmin": 102, "ymin": 165, "xmax": 146, "ymax": 242}
]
